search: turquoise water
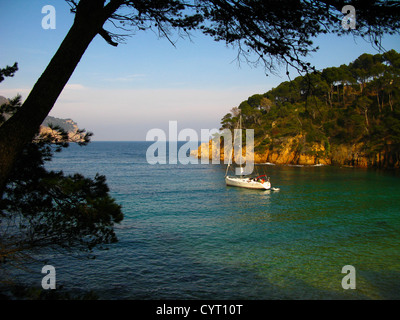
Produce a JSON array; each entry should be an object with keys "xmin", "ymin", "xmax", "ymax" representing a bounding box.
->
[{"xmin": 6, "ymin": 142, "xmax": 400, "ymax": 299}]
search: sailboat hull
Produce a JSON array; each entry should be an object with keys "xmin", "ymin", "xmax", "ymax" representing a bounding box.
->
[{"xmin": 225, "ymin": 176, "xmax": 271, "ymax": 190}]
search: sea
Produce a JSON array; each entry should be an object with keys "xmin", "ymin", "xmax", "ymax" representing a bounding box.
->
[{"xmin": 2, "ymin": 141, "xmax": 400, "ymax": 300}]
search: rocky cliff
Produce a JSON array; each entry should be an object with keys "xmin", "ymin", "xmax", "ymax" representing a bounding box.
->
[
  {"xmin": 191, "ymin": 137, "xmax": 399, "ymax": 169},
  {"xmin": 1, "ymin": 95, "xmax": 85, "ymax": 142},
  {"xmin": 39, "ymin": 116, "xmax": 86, "ymax": 142}
]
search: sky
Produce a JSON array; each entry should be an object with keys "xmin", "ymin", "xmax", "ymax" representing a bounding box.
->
[{"xmin": 1, "ymin": 1, "xmax": 400, "ymax": 141}]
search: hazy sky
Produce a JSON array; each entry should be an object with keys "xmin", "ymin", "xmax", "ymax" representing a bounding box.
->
[{"xmin": 1, "ymin": 1, "xmax": 400, "ymax": 140}]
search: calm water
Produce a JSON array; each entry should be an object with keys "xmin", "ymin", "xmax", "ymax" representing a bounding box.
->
[{"xmin": 5, "ymin": 141, "xmax": 400, "ymax": 299}]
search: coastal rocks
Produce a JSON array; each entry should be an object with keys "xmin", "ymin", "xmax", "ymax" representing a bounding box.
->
[
  {"xmin": 190, "ymin": 139, "xmax": 224, "ymax": 162},
  {"xmin": 39, "ymin": 117, "xmax": 86, "ymax": 142},
  {"xmin": 253, "ymin": 148, "xmax": 331, "ymax": 166},
  {"xmin": 190, "ymin": 139, "xmax": 256, "ymax": 164},
  {"xmin": 39, "ymin": 125, "xmax": 85, "ymax": 143},
  {"xmin": 191, "ymin": 137, "xmax": 400, "ymax": 168},
  {"xmin": 191, "ymin": 136, "xmax": 332, "ymax": 166},
  {"xmin": 257, "ymin": 136, "xmax": 331, "ymax": 166},
  {"xmin": 330, "ymin": 144, "xmax": 369, "ymax": 168}
]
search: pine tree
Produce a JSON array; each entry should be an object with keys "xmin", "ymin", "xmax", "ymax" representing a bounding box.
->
[{"xmin": 0, "ymin": 71, "xmax": 123, "ymax": 265}]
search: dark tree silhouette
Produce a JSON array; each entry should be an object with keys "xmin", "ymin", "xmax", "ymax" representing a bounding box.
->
[
  {"xmin": 0, "ymin": 63, "xmax": 18, "ymax": 83},
  {"xmin": 0, "ymin": 91, "xmax": 123, "ymax": 264},
  {"xmin": 1, "ymin": 0, "xmax": 400, "ymax": 196}
]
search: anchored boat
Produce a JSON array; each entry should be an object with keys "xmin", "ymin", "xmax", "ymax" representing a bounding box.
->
[
  {"xmin": 224, "ymin": 115, "xmax": 274, "ymax": 190},
  {"xmin": 225, "ymin": 174, "xmax": 271, "ymax": 190}
]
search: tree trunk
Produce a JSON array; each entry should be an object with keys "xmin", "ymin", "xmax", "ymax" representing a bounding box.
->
[
  {"xmin": 0, "ymin": 0, "xmax": 108, "ymax": 197},
  {"xmin": 376, "ymin": 92, "xmax": 381, "ymax": 113},
  {"xmin": 389, "ymin": 92, "xmax": 393, "ymax": 112},
  {"xmin": 364, "ymin": 107, "xmax": 369, "ymax": 130}
]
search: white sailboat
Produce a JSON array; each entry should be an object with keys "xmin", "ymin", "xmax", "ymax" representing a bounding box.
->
[
  {"xmin": 224, "ymin": 115, "xmax": 272, "ymax": 190},
  {"xmin": 225, "ymin": 174, "xmax": 272, "ymax": 190}
]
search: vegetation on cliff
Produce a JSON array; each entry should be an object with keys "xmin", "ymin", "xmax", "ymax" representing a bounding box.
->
[{"xmin": 220, "ymin": 50, "xmax": 400, "ymax": 168}]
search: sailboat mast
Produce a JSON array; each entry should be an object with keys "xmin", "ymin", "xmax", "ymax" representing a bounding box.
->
[
  {"xmin": 225, "ymin": 113, "xmax": 241, "ymax": 177},
  {"xmin": 225, "ymin": 145, "xmax": 233, "ymax": 177},
  {"xmin": 239, "ymin": 114, "xmax": 244, "ymax": 177}
]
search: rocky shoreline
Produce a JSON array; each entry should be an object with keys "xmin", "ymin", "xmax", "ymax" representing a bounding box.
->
[
  {"xmin": 39, "ymin": 118, "xmax": 86, "ymax": 143},
  {"xmin": 191, "ymin": 137, "xmax": 400, "ymax": 169}
]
